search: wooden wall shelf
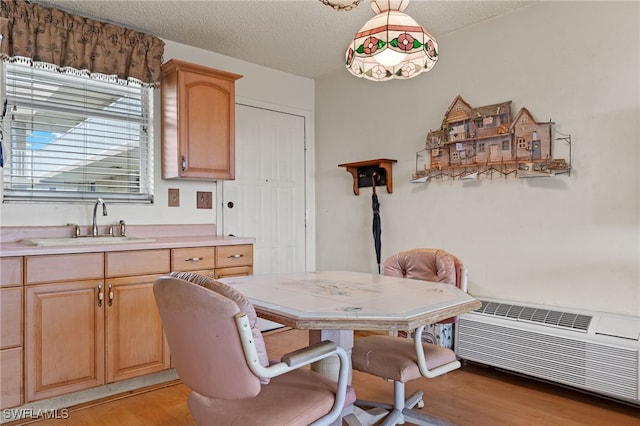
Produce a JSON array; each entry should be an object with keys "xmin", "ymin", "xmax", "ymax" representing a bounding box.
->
[{"xmin": 338, "ymin": 158, "xmax": 397, "ymax": 195}]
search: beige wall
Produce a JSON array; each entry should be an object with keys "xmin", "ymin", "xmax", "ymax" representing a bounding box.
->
[
  {"xmin": 1, "ymin": 1, "xmax": 637, "ymax": 316},
  {"xmin": 315, "ymin": 1, "xmax": 640, "ymax": 315}
]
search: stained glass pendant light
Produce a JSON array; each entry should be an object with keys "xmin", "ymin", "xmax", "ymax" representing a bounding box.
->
[{"xmin": 345, "ymin": 0, "xmax": 438, "ymax": 81}]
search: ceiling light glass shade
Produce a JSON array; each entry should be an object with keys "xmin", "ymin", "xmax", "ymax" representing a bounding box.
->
[{"xmin": 345, "ymin": 0, "xmax": 438, "ymax": 81}]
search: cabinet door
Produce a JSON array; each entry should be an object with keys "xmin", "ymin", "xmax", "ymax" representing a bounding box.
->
[
  {"xmin": 181, "ymin": 70, "xmax": 235, "ymax": 179},
  {"xmin": 25, "ymin": 280, "xmax": 105, "ymax": 402},
  {"xmin": 105, "ymin": 275, "xmax": 170, "ymax": 383},
  {"xmin": 0, "ymin": 347, "xmax": 23, "ymax": 409},
  {"xmin": 161, "ymin": 59, "xmax": 242, "ymax": 180}
]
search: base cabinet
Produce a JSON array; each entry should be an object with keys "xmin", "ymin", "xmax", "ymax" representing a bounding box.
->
[
  {"xmin": 9, "ymin": 242, "xmax": 250, "ymax": 405},
  {"xmin": 105, "ymin": 250, "xmax": 171, "ymax": 383},
  {"xmin": 24, "ymin": 250, "xmax": 170, "ymax": 402}
]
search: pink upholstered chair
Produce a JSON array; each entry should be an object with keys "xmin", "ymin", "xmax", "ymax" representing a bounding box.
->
[
  {"xmin": 351, "ymin": 248, "xmax": 467, "ymax": 426},
  {"xmin": 384, "ymin": 248, "xmax": 467, "ymax": 345},
  {"xmin": 153, "ymin": 272, "xmax": 355, "ymax": 426}
]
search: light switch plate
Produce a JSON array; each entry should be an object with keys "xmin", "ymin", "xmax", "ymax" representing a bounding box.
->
[
  {"xmin": 168, "ymin": 188, "xmax": 180, "ymax": 207},
  {"xmin": 197, "ymin": 191, "xmax": 212, "ymax": 209}
]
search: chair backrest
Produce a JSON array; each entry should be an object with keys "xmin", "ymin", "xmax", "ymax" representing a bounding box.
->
[
  {"xmin": 167, "ymin": 271, "xmax": 270, "ymax": 373},
  {"xmin": 383, "ymin": 248, "xmax": 467, "ymax": 324},
  {"xmin": 383, "ymin": 248, "xmax": 466, "ymax": 291},
  {"xmin": 153, "ymin": 275, "xmax": 262, "ymax": 399}
]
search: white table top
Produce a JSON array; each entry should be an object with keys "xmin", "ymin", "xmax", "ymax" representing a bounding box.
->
[{"xmin": 220, "ymin": 271, "xmax": 480, "ymax": 331}]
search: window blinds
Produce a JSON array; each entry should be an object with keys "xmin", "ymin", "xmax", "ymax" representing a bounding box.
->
[{"xmin": 2, "ymin": 62, "xmax": 153, "ymax": 203}]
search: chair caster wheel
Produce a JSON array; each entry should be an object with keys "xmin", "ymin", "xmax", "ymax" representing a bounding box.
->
[{"xmin": 417, "ymin": 399, "xmax": 425, "ymax": 409}]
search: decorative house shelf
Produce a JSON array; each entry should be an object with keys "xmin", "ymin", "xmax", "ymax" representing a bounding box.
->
[
  {"xmin": 339, "ymin": 159, "xmax": 397, "ymax": 195},
  {"xmin": 413, "ymin": 95, "xmax": 571, "ymax": 182}
]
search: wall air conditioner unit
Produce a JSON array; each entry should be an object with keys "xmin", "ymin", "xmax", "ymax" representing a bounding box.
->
[{"xmin": 456, "ymin": 298, "xmax": 640, "ymax": 405}]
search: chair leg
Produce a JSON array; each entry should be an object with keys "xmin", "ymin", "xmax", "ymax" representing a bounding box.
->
[
  {"xmin": 405, "ymin": 389, "xmax": 425, "ymax": 409},
  {"xmin": 379, "ymin": 408, "xmax": 403, "ymax": 426},
  {"xmin": 354, "ymin": 398, "xmax": 393, "ymax": 411},
  {"xmin": 354, "ymin": 381, "xmax": 443, "ymax": 426}
]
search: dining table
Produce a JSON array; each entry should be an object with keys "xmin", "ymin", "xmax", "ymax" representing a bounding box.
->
[
  {"xmin": 220, "ymin": 270, "xmax": 480, "ymax": 375},
  {"xmin": 220, "ymin": 270, "xmax": 480, "ymax": 425}
]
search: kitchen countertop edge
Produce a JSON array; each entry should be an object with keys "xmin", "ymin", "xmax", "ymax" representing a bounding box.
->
[{"xmin": 0, "ymin": 225, "xmax": 255, "ymax": 257}]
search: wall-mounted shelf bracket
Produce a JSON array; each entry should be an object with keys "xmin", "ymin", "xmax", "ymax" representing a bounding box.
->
[{"xmin": 338, "ymin": 158, "xmax": 397, "ymax": 195}]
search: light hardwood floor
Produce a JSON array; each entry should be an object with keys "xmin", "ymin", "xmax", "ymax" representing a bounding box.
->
[{"xmin": 9, "ymin": 328, "xmax": 639, "ymax": 426}]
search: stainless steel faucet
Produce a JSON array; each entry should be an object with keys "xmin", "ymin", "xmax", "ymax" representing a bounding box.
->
[{"xmin": 92, "ymin": 198, "xmax": 108, "ymax": 237}]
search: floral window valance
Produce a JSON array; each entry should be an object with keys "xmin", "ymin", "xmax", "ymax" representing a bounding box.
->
[{"xmin": 0, "ymin": 0, "xmax": 165, "ymax": 87}]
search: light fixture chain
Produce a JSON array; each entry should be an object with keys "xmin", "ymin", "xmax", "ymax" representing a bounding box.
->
[{"xmin": 319, "ymin": 0, "xmax": 363, "ymax": 12}]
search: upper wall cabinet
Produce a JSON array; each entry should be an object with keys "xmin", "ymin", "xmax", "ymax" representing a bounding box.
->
[{"xmin": 161, "ymin": 59, "xmax": 243, "ymax": 180}]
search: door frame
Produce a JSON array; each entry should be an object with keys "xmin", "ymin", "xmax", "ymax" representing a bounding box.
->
[{"xmin": 216, "ymin": 97, "xmax": 316, "ymax": 272}]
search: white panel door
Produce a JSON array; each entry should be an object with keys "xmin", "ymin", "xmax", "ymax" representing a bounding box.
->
[{"xmin": 222, "ymin": 104, "xmax": 306, "ymax": 274}]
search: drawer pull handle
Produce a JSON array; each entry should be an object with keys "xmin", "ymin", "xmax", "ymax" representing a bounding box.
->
[
  {"xmin": 97, "ymin": 284, "xmax": 103, "ymax": 307},
  {"xmin": 185, "ymin": 257, "xmax": 203, "ymax": 262},
  {"xmin": 228, "ymin": 254, "xmax": 243, "ymax": 259},
  {"xmin": 108, "ymin": 284, "xmax": 114, "ymax": 307}
]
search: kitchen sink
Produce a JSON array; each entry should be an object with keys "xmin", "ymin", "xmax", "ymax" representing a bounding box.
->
[{"xmin": 21, "ymin": 236, "xmax": 155, "ymax": 247}]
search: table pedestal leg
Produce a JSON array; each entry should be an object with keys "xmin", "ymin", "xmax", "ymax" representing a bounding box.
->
[
  {"xmin": 308, "ymin": 329, "xmax": 353, "ymax": 382},
  {"xmin": 308, "ymin": 330, "xmax": 388, "ymax": 426}
]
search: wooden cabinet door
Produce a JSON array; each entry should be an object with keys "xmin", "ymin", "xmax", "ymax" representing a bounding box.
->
[
  {"xmin": 25, "ymin": 280, "xmax": 105, "ymax": 402},
  {"xmin": 105, "ymin": 275, "xmax": 170, "ymax": 383},
  {"xmin": 0, "ymin": 347, "xmax": 23, "ymax": 409},
  {"xmin": 161, "ymin": 59, "xmax": 242, "ymax": 180},
  {"xmin": 180, "ymin": 69, "xmax": 235, "ymax": 179}
]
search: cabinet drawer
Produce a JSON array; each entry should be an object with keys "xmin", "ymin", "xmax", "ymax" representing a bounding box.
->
[
  {"xmin": 106, "ymin": 249, "xmax": 170, "ymax": 277},
  {"xmin": 0, "ymin": 287, "xmax": 23, "ymax": 349},
  {"xmin": 26, "ymin": 253, "xmax": 103, "ymax": 284},
  {"xmin": 216, "ymin": 245, "xmax": 253, "ymax": 268},
  {"xmin": 0, "ymin": 257, "xmax": 22, "ymax": 287},
  {"xmin": 214, "ymin": 266, "xmax": 253, "ymax": 279},
  {"xmin": 172, "ymin": 247, "xmax": 216, "ymax": 271}
]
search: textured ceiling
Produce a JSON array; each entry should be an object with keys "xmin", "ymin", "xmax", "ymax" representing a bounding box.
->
[{"xmin": 34, "ymin": 0, "xmax": 534, "ymax": 79}]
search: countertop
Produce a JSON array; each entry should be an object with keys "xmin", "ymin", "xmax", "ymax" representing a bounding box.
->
[{"xmin": 0, "ymin": 224, "xmax": 255, "ymax": 257}]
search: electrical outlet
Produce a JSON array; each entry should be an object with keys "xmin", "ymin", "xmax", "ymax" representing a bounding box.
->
[
  {"xmin": 168, "ymin": 188, "xmax": 180, "ymax": 207},
  {"xmin": 197, "ymin": 191, "xmax": 212, "ymax": 209}
]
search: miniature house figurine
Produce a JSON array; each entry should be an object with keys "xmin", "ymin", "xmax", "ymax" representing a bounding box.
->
[{"xmin": 416, "ymin": 95, "xmax": 569, "ymax": 180}]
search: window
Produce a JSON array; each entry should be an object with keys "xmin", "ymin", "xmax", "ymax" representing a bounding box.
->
[
  {"xmin": 2, "ymin": 62, "xmax": 153, "ymax": 203},
  {"xmin": 518, "ymin": 137, "xmax": 527, "ymax": 149},
  {"xmin": 502, "ymin": 139, "xmax": 510, "ymax": 151}
]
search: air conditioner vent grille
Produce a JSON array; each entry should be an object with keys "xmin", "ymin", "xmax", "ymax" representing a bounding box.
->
[
  {"xmin": 457, "ymin": 318, "xmax": 639, "ymax": 402},
  {"xmin": 475, "ymin": 300, "xmax": 592, "ymax": 332}
]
